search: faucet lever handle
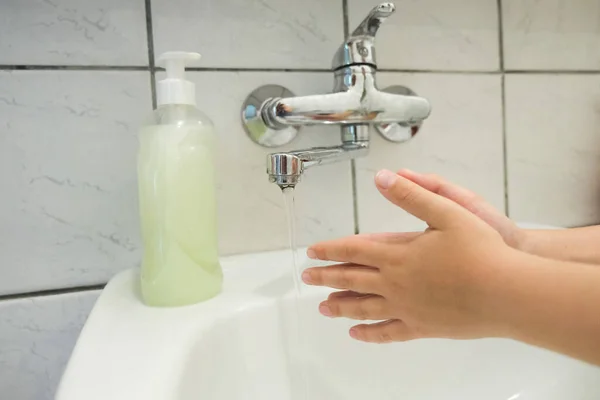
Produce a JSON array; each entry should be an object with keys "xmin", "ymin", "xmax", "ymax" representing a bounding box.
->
[{"xmin": 332, "ymin": 2, "xmax": 395, "ymax": 70}]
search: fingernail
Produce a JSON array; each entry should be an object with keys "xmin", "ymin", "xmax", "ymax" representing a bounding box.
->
[
  {"xmin": 349, "ymin": 327, "xmax": 359, "ymax": 339},
  {"xmin": 375, "ymin": 169, "xmax": 398, "ymax": 189},
  {"xmin": 301, "ymin": 271, "xmax": 313, "ymax": 284},
  {"xmin": 306, "ymin": 248, "xmax": 318, "ymax": 259},
  {"xmin": 319, "ymin": 303, "xmax": 333, "ymax": 317}
]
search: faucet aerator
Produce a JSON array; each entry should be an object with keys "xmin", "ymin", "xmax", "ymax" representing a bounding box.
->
[{"xmin": 267, "ymin": 153, "xmax": 303, "ymax": 189}]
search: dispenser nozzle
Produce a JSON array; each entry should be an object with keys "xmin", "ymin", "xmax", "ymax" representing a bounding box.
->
[{"xmin": 156, "ymin": 52, "xmax": 201, "ymax": 107}]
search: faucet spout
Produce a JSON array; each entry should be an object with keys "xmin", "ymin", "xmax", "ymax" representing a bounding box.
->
[
  {"xmin": 267, "ymin": 142, "xmax": 369, "ymax": 189},
  {"xmin": 263, "ymin": 66, "xmax": 431, "ymax": 128}
]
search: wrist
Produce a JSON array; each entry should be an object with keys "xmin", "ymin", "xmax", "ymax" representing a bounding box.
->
[
  {"xmin": 514, "ymin": 228, "xmax": 535, "ymax": 254},
  {"xmin": 473, "ymin": 247, "xmax": 530, "ymax": 339}
]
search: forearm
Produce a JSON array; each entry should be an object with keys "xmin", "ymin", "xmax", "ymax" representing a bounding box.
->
[
  {"xmin": 485, "ymin": 250, "xmax": 600, "ymax": 366},
  {"xmin": 521, "ymin": 226, "xmax": 600, "ymax": 264}
]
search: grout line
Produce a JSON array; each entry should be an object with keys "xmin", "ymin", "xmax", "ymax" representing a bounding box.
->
[
  {"xmin": 183, "ymin": 67, "xmax": 331, "ymax": 73},
  {"xmin": 497, "ymin": 0, "xmax": 505, "ymax": 71},
  {"xmin": 2, "ymin": 64, "xmax": 600, "ymax": 75},
  {"xmin": 497, "ymin": 0, "xmax": 509, "ymax": 216},
  {"xmin": 0, "ymin": 284, "xmax": 106, "ymax": 302},
  {"xmin": 342, "ymin": 0, "xmax": 361, "ymax": 234},
  {"xmin": 381, "ymin": 69, "xmax": 600, "ymax": 74},
  {"xmin": 378, "ymin": 68, "xmax": 499, "ymax": 74},
  {"xmin": 0, "ymin": 65, "xmax": 148, "ymax": 71},
  {"xmin": 500, "ymin": 74, "xmax": 510, "ymax": 217},
  {"xmin": 504, "ymin": 69, "xmax": 600, "ymax": 74},
  {"xmin": 342, "ymin": 0, "xmax": 350, "ymax": 38},
  {"xmin": 144, "ymin": 0, "xmax": 157, "ymax": 109}
]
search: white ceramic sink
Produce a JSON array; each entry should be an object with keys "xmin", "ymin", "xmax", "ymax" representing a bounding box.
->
[{"xmin": 57, "ymin": 224, "xmax": 600, "ymax": 400}]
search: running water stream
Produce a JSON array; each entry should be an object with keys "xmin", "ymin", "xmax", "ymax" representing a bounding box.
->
[{"xmin": 282, "ymin": 187, "xmax": 309, "ymax": 399}]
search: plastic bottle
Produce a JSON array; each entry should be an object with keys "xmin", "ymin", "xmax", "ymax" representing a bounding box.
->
[{"xmin": 137, "ymin": 51, "xmax": 222, "ymax": 307}]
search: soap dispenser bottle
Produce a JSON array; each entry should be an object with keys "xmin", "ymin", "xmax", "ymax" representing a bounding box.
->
[{"xmin": 137, "ymin": 51, "xmax": 222, "ymax": 307}]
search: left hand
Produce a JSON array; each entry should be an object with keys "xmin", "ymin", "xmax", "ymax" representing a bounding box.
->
[
  {"xmin": 397, "ymin": 169, "xmax": 527, "ymax": 249},
  {"xmin": 302, "ymin": 170, "xmax": 516, "ymax": 343}
]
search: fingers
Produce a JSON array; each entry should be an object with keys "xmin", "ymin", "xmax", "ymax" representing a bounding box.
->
[
  {"xmin": 350, "ymin": 319, "xmax": 415, "ymax": 343},
  {"xmin": 374, "ymin": 169, "xmax": 473, "ymax": 230},
  {"xmin": 320, "ymin": 293, "xmax": 392, "ymax": 320},
  {"xmin": 397, "ymin": 170, "xmax": 522, "ymax": 245},
  {"xmin": 354, "ymin": 232, "xmax": 421, "ymax": 244},
  {"xmin": 307, "ymin": 236, "xmax": 394, "ymax": 267},
  {"xmin": 302, "ymin": 264, "xmax": 384, "ymax": 294},
  {"xmin": 397, "ymin": 169, "xmax": 497, "ymax": 218},
  {"xmin": 398, "ymin": 169, "xmax": 476, "ymax": 204}
]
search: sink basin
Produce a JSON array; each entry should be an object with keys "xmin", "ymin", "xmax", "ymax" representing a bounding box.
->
[{"xmin": 57, "ymin": 231, "xmax": 600, "ymax": 399}]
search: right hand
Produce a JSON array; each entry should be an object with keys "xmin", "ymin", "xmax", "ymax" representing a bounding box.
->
[
  {"xmin": 397, "ymin": 169, "xmax": 527, "ymax": 250},
  {"xmin": 304, "ymin": 170, "xmax": 514, "ymax": 342}
]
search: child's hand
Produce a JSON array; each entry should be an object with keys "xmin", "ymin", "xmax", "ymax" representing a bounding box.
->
[
  {"xmin": 397, "ymin": 169, "xmax": 527, "ymax": 250},
  {"xmin": 302, "ymin": 170, "xmax": 515, "ymax": 343}
]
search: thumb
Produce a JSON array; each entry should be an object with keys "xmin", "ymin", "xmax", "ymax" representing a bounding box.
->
[{"xmin": 375, "ymin": 169, "xmax": 473, "ymax": 229}]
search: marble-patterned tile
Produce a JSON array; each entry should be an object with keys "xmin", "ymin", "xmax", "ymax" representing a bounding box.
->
[
  {"xmin": 184, "ymin": 71, "xmax": 355, "ymax": 254},
  {"xmin": 503, "ymin": 0, "xmax": 600, "ymax": 70},
  {"xmin": 506, "ymin": 74, "xmax": 600, "ymax": 226},
  {"xmin": 151, "ymin": 0, "xmax": 344, "ymax": 69},
  {"xmin": 0, "ymin": 0, "xmax": 148, "ymax": 65},
  {"xmin": 355, "ymin": 73, "xmax": 504, "ymax": 233},
  {"xmin": 0, "ymin": 290, "xmax": 100, "ymax": 400},
  {"xmin": 347, "ymin": 0, "xmax": 499, "ymax": 71},
  {"xmin": 0, "ymin": 71, "xmax": 151, "ymax": 295}
]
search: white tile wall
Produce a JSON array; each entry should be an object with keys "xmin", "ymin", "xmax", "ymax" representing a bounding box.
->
[
  {"xmin": 0, "ymin": 71, "xmax": 151, "ymax": 295},
  {"xmin": 151, "ymin": 0, "xmax": 344, "ymax": 68},
  {"xmin": 0, "ymin": 291, "xmax": 100, "ymax": 400},
  {"xmin": 2, "ymin": 0, "xmax": 600, "ymax": 398},
  {"xmin": 506, "ymin": 74, "xmax": 600, "ymax": 227},
  {"xmin": 0, "ymin": 0, "xmax": 148, "ymax": 66},
  {"xmin": 347, "ymin": 0, "xmax": 499, "ymax": 71},
  {"xmin": 356, "ymin": 73, "xmax": 504, "ymax": 232},
  {"xmin": 503, "ymin": 0, "xmax": 600, "ymax": 70}
]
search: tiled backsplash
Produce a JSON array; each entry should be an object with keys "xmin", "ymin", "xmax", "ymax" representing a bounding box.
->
[
  {"xmin": 1, "ymin": 0, "xmax": 599, "ymax": 398},
  {"xmin": 0, "ymin": 71, "xmax": 150, "ymax": 295},
  {"xmin": 503, "ymin": 0, "xmax": 600, "ymax": 70},
  {"xmin": 348, "ymin": 0, "xmax": 500, "ymax": 71},
  {"xmin": 152, "ymin": 0, "xmax": 345, "ymax": 69},
  {"xmin": 506, "ymin": 74, "xmax": 600, "ymax": 226}
]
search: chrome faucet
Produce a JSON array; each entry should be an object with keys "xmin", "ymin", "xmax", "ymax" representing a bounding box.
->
[{"xmin": 241, "ymin": 2, "xmax": 431, "ymax": 189}]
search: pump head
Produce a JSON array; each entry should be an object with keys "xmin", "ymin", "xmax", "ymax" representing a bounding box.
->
[{"xmin": 157, "ymin": 51, "xmax": 201, "ymax": 106}]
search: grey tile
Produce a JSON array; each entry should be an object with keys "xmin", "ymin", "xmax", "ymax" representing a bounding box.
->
[
  {"xmin": 503, "ymin": 0, "xmax": 600, "ymax": 71},
  {"xmin": 348, "ymin": 0, "xmax": 499, "ymax": 71},
  {"xmin": 0, "ymin": 0, "xmax": 148, "ymax": 66},
  {"xmin": 0, "ymin": 290, "xmax": 100, "ymax": 400},
  {"xmin": 506, "ymin": 74, "xmax": 600, "ymax": 226},
  {"xmin": 151, "ymin": 0, "xmax": 344, "ymax": 69},
  {"xmin": 0, "ymin": 71, "xmax": 152, "ymax": 294},
  {"xmin": 356, "ymin": 73, "xmax": 504, "ymax": 232}
]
